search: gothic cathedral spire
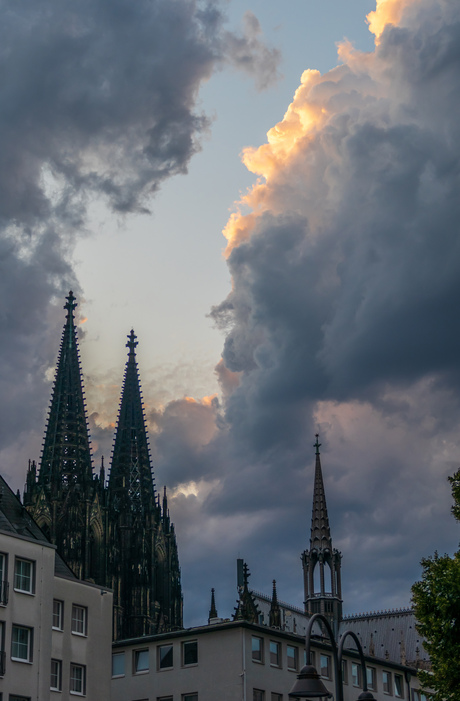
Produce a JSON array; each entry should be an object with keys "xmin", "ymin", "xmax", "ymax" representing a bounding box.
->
[
  {"xmin": 302, "ymin": 435, "xmax": 342, "ymax": 635},
  {"xmin": 109, "ymin": 330, "xmax": 155, "ymax": 514},
  {"xmin": 108, "ymin": 331, "xmax": 183, "ymax": 639},
  {"xmin": 40, "ymin": 291, "xmax": 93, "ymax": 489},
  {"xmin": 24, "ymin": 292, "xmax": 105, "ymax": 581}
]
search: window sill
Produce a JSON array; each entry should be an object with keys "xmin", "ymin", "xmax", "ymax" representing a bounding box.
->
[
  {"xmin": 71, "ymin": 632, "xmax": 87, "ymax": 638},
  {"xmin": 11, "ymin": 657, "xmax": 33, "ymax": 664},
  {"xmin": 134, "ymin": 669, "xmax": 150, "ymax": 675},
  {"xmin": 182, "ymin": 663, "xmax": 198, "ymax": 669},
  {"xmin": 13, "ymin": 588, "xmax": 34, "ymax": 596}
]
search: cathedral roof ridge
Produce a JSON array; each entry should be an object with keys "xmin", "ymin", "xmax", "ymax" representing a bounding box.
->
[{"xmin": 342, "ymin": 607, "xmax": 414, "ymax": 620}]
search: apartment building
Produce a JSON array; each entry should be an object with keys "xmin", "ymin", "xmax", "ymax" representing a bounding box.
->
[
  {"xmin": 110, "ymin": 619, "xmax": 426, "ymax": 701},
  {"xmin": 0, "ymin": 475, "xmax": 112, "ymax": 701}
]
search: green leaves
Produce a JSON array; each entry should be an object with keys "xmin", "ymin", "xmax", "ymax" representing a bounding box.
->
[{"xmin": 412, "ymin": 473, "xmax": 460, "ymax": 701}]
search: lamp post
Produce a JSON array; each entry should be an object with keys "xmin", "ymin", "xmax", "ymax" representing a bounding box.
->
[{"xmin": 289, "ymin": 613, "xmax": 377, "ymax": 701}]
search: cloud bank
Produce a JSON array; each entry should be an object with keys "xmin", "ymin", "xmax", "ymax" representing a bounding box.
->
[
  {"xmin": 0, "ymin": 0, "xmax": 279, "ymax": 482},
  {"xmin": 150, "ymin": 0, "xmax": 460, "ymax": 623}
]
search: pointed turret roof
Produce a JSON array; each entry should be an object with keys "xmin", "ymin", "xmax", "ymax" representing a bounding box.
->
[
  {"xmin": 269, "ymin": 579, "xmax": 281, "ymax": 628},
  {"xmin": 39, "ymin": 291, "xmax": 93, "ymax": 488},
  {"xmin": 109, "ymin": 330, "xmax": 155, "ymax": 513},
  {"xmin": 310, "ymin": 434, "xmax": 332, "ymax": 552},
  {"xmin": 209, "ymin": 588, "xmax": 218, "ymax": 621}
]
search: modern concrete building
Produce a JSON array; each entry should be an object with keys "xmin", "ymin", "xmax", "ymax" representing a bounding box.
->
[
  {"xmin": 0, "ymin": 474, "xmax": 112, "ymax": 700},
  {"xmin": 110, "ymin": 618, "xmax": 426, "ymax": 701}
]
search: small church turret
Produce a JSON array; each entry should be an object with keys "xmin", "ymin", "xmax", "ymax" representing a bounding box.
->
[{"xmin": 302, "ymin": 435, "xmax": 342, "ymax": 636}]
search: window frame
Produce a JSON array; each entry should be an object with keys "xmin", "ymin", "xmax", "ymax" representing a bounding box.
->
[
  {"xmin": 158, "ymin": 644, "xmax": 173, "ymax": 670},
  {"xmin": 112, "ymin": 652, "xmax": 125, "ymax": 678},
  {"xmin": 253, "ymin": 690, "xmax": 265, "ymax": 701},
  {"xmin": 383, "ymin": 671, "xmax": 392, "ymax": 695},
  {"xmin": 0, "ymin": 553, "xmax": 7, "ymax": 605},
  {"xmin": 182, "ymin": 694, "xmax": 198, "ymax": 701},
  {"xmin": 394, "ymin": 674, "xmax": 404, "ymax": 698},
  {"xmin": 269, "ymin": 640, "xmax": 281, "ymax": 667},
  {"xmin": 287, "ymin": 645, "xmax": 298, "ymax": 671},
  {"xmin": 366, "ymin": 666, "xmax": 377, "ymax": 691},
  {"xmin": 13, "ymin": 558, "xmax": 34, "ymax": 595},
  {"xmin": 342, "ymin": 659, "xmax": 348, "ymax": 685},
  {"xmin": 134, "ymin": 649, "xmax": 149, "ymax": 674},
  {"xmin": 71, "ymin": 605, "xmax": 87, "ymax": 637},
  {"xmin": 50, "ymin": 658, "xmax": 62, "ymax": 691},
  {"xmin": 52, "ymin": 600, "xmax": 64, "ymax": 631},
  {"xmin": 251, "ymin": 636, "xmax": 264, "ymax": 663},
  {"xmin": 70, "ymin": 663, "xmax": 86, "ymax": 696},
  {"xmin": 11, "ymin": 625, "xmax": 33, "ymax": 663},
  {"xmin": 352, "ymin": 662, "xmax": 362, "ymax": 688},
  {"xmin": 320, "ymin": 654, "xmax": 331, "ymax": 680},
  {"xmin": 182, "ymin": 640, "xmax": 198, "ymax": 667}
]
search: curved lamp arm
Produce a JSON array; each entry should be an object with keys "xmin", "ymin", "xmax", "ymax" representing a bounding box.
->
[
  {"xmin": 304, "ymin": 614, "xmax": 341, "ymax": 701},
  {"xmin": 338, "ymin": 630, "xmax": 371, "ymax": 694}
]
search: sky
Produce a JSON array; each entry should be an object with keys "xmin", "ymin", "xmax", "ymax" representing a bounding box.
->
[{"xmin": 1, "ymin": 0, "xmax": 460, "ymax": 628}]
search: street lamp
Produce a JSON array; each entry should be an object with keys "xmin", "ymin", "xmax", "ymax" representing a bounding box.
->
[{"xmin": 289, "ymin": 613, "xmax": 377, "ymax": 701}]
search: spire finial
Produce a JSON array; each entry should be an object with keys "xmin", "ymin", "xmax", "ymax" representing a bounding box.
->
[
  {"xmin": 314, "ymin": 433, "xmax": 321, "ymax": 455},
  {"xmin": 64, "ymin": 290, "xmax": 77, "ymax": 318},
  {"xmin": 127, "ymin": 329, "xmax": 138, "ymax": 355}
]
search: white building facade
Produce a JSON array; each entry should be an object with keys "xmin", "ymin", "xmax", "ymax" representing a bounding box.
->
[{"xmin": 0, "ymin": 475, "xmax": 113, "ymax": 701}]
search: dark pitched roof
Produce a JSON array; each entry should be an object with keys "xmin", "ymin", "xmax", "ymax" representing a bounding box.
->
[
  {"xmin": 0, "ymin": 474, "xmax": 76, "ymax": 580},
  {"xmin": 340, "ymin": 609, "xmax": 429, "ymax": 667}
]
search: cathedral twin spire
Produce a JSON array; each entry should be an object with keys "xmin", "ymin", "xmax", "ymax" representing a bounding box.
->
[
  {"xmin": 109, "ymin": 329, "xmax": 155, "ymax": 515},
  {"xmin": 40, "ymin": 291, "xmax": 92, "ymax": 490},
  {"xmin": 24, "ymin": 292, "xmax": 183, "ymax": 637}
]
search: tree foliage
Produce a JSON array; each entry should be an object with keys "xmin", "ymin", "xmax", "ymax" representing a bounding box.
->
[{"xmin": 412, "ymin": 469, "xmax": 460, "ymax": 701}]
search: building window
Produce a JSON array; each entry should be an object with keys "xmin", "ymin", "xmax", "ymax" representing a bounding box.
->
[
  {"xmin": 70, "ymin": 663, "xmax": 86, "ymax": 695},
  {"xmin": 71, "ymin": 605, "xmax": 87, "ymax": 636},
  {"xmin": 51, "ymin": 659, "xmax": 62, "ymax": 691},
  {"xmin": 134, "ymin": 649, "xmax": 149, "ymax": 673},
  {"xmin": 271, "ymin": 694, "xmax": 282, "ymax": 701},
  {"xmin": 182, "ymin": 640, "xmax": 198, "ymax": 666},
  {"xmin": 112, "ymin": 652, "xmax": 125, "ymax": 677},
  {"xmin": 287, "ymin": 645, "xmax": 298, "ymax": 671},
  {"xmin": 411, "ymin": 692, "xmax": 427, "ymax": 701},
  {"xmin": 383, "ymin": 671, "xmax": 392, "ymax": 694},
  {"xmin": 9, "ymin": 697, "xmax": 30, "ymax": 701},
  {"xmin": 320, "ymin": 654, "xmax": 331, "ymax": 680},
  {"xmin": 252, "ymin": 636, "xmax": 263, "ymax": 663},
  {"xmin": 13, "ymin": 559, "xmax": 34, "ymax": 594},
  {"xmin": 158, "ymin": 644, "xmax": 173, "ymax": 670},
  {"xmin": 352, "ymin": 663, "xmax": 362, "ymax": 688},
  {"xmin": 52, "ymin": 600, "xmax": 63, "ymax": 630},
  {"xmin": 11, "ymin": 625, "xmax": 33, "ymax": 662},
  {"xmin": 0, "ymin": 553, "xmax": 8, "ymax": 605},
  {"xmin": 342, "ymin": 660, "xmax": 348, "ymax": 684},
  {"xmin": 304, "ymin": 650, "xmax": 315, "ymax": 667},
  {"xmin": 270, "ymin": 641, "xmax": 281, "ymax": 667},
  {"xmin": 182, "ymin": 694, "xmax": 198, "ymax": 701},
  {"xmin": 158, "ymin": 697, "xmax": 173, "ymax": 701},
  {"xmin": 253, "ymin": 690, "xmax": 265, "ymax": 701},
  {"xmin": 395, "ymin": 674, "xmax": 404, "ymax": 698},
  {"xmin": 367, "ymin": 667, "xmax": 377, "ymax": 690}
]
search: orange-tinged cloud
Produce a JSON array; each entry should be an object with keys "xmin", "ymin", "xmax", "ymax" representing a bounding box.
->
[{"xmin": 366, "ymin": 0, "xmax": 418, "ymax": 41}]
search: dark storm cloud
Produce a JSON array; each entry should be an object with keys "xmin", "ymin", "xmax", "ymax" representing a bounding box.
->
[
  {"xmin": 155, "ymin": 0, "xmax": 460, "ymax": 623},
  {"xmin": 0, "ymin": 0, "xmax": 280, "ymax": 483}
]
